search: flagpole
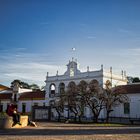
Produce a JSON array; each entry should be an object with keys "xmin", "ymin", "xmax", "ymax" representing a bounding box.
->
[{"xmin": 71, "ymin": 47, "xmax": 76, "ymax": 61}]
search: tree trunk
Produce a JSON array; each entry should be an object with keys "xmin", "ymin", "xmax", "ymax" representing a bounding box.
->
[
  {"xmin": 74, "ymin": 114, "xmax": 77, "ymax": 122},
  {"xmin": 57, "ymin": 113, "xmax": 61, "ymax": 122},
  {"xmin": 55, "ymin": 108, "xmax": 61, "ymax": 122},
  {"xmin": 106, "ymin": 111, "xmax": 110, "ymax": 123},
  {"xmin": 78, "ymin": 116, "xmax": 81, "ymax": 123},
  {"xmin": 106, "ymin": 110, "xmax": 113, "ymax": 123},
  {"xmin": 93, "ymin": 115, "xmax": 98, "ymax": 123}
]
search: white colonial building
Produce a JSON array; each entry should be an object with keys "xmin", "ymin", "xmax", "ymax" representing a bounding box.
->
[
  {"xmin": 44, "ymin": 59, "xmax": 129, "ymax": 120},
  {"xmin": 0, "ymin": 59, "xmax": 140, "ymax": 122}
]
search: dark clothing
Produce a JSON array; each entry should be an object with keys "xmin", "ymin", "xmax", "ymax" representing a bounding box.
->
[
  {"xmin": 7, "ymin": 104, "xmax": 15, "ymax": 116},
  {"xmin": 12, "ymin": 112, "xmax": 20, "ymax": 124},
  {"xmin": 7, "ymin": 104, "xmax": 21, "ymax": 126}
]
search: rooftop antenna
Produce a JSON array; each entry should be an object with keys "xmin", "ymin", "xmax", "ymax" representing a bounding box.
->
[
  {"xmin": 87, "ymin": 66, "xmax": 89, "ymax": 72},
  {"xmin": 121, "ymin": 70, "xmax": 124, "ymax": 79}
]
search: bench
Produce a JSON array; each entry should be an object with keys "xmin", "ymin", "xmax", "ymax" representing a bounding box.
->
[
  {"xmin": 0, "ymin": 115, "xmax": 28, "ymax": 129},
  {"xmin": 129, "ymin": 119, "xmax": 140, "ymax": 124}
]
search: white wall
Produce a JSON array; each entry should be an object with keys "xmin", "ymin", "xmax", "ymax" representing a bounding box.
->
[
  {"xmin": 111, "ymin": 93, "xmax": 140, "ymax": 118},
  {"xmin": 18, "ymin": 88, "xmax": 32, "ymax": 93},
  {"xmin": 0, "ymin": 100, "xmax": 11, "ymax": 112},
  {"xmin": 18, "ymin": 100, "xmax": 46, "ymax": 113}
]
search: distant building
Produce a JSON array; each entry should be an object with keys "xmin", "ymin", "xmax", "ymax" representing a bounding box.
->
[
  {"xmin": 0, "ymin": 83, "xmax": 45, "ymax": 114},
  {"xmin": 111, "ymin": 83, "xmax": 140, "ymax": 118}
]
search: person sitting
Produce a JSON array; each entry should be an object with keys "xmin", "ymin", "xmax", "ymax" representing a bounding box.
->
[{"xmin": 7, "ymin": 104, "xmax": 21, "ymax": 126}]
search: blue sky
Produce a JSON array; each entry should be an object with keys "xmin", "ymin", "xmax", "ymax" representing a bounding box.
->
[{"xmin": 0, "ymin": 0, "xmax": 140, "ymax": 87}]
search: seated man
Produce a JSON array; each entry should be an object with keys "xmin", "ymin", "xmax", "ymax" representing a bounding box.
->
[{"xmin": 7, "ymin": 104, "xmax": 21, "ymax": 126}]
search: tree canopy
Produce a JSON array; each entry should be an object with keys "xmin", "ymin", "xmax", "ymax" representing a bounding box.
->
[{"xmin": 11, "ymin": 79, "xmax": 42, "ymax": 91}]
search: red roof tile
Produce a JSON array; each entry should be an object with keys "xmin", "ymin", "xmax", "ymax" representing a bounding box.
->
[
  {"xmin": 0, "ymin": 84, "xmax": 11, "ymax": 91},
  {"xmin": 0, "ymin": 93, "xmax": 12, "ymax": 100},
  {"xmin": 116, "ymin": 84, "xmax": 140, "ymax": 94},
  {"xmin": 19, "ymin": 91, "xmax": 45, "ymax": 100}
]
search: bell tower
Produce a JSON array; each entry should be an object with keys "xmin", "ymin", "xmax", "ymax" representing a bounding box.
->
[{"xmin": 64, "ymin": 58, "xmax": 81, "ymax": 76}]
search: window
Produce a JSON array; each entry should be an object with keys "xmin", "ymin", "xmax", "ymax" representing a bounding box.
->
[
  {"xmin": 0, "ymin": 104, "xmax": 3, "ymax": 112},
  {"xmin": 43, "ymin": 102, "xmax": 46, "ymax": 106},
  {"xmin": 49, "ymin": 84, "xmax": 56, "ymax": 97},
  {"xmin": 59, "ymin": 83, "xmax": 65, "ymax": 95},
  {"xmin": 124, "ymin": 103, "xmax": 130, "ymax": 114},
  {"xmin": 22, "ymin": 103, "xmax": 26, "ymax": 113},
  {"xmin": 6, "ymin": 104, "xmax": 9, "ymax": 112},
  {"xmin": 34, "ymin": 103, "xmax": 38, "ymax": 106},
  {"xmin": 70, "ymin": 68, "xmax": 74, "ymax": 77}
]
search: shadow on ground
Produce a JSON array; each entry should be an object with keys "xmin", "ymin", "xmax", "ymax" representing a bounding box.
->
[{"xmin": 0, "ymin": 127, "xmax": 140, "ymax": 136}]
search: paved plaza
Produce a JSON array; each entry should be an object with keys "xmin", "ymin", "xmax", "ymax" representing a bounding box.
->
[{"xmin": 0, "ymin": 122, "xmax": 140, "ymax": 140}]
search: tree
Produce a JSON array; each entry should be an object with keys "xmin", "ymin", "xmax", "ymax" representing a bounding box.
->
[
  {"xmin": 132, "ymin": 77, "xmax": 140, "ymax": 83},
  {"xmin": 11, "ymin": 80, "xmax": 40, "ymax": 90},
  {"xmin": 127, "ymin": 76, "xmax": 140, "ymax": 83},
  {"xmin": 20, "ymin": 81, "xmax": 30, "ymax": 89},
  {"xmin": 76, "ymin": 80, "xmax": 88, "ymax": 122},
  {"xmin": 11, "ymin": 80, "xmax": 30, "ymax": 89},
  {"xmin": 65, "ymin": 81, "xmax": 78, "ymax": 121},
  {"xmin": 41, "ymin": 85, "xmax": 45, "ymax": 91},
  {"xmin": 104, "ymin": 80, "xmax": 129, "ymax": 123},
  {"xmin": 11, "ymin": 79, "xmax": 22, "ymax": 88},
  {"xmin": 127, "ymin": 76, "xmax": 133, "ymax": 83},
  {"xmin": 53, "ymin": 96, "xmax": 65, "ymax": 122},
  {"xmin": 85, "ymin": 80, "xmax": 104, "ymax": 123},
  {"xmin": 29, "ymin": 84, "xmax": 40, "ymax": 91}
]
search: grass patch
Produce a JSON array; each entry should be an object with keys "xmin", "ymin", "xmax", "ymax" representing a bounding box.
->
[{"xmin": 91, "ymin": 123, "xmax": 126, "ymax": 127}]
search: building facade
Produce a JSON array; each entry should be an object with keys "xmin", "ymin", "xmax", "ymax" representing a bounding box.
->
[{"xmin": 44, "ymin": 59, "xmax": 128, "ymax": 120}]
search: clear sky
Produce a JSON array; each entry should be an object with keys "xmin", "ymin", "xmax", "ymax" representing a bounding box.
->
[{"xmin": 0, "ymin": 0, "xmax": 140, "ymax": 87}]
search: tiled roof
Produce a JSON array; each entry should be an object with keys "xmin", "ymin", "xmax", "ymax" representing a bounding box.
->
[
  {"xmin": 0, "ymin": 93, "xmax": 12, "ymax": 100},
  {"xmin": 0, "ymin": 84, "xmax": 10, "ymax": 91},
  {"xmin": 19, "ymin": 91, "xmax": 45, "ymax": 100},
  {"xmin": 116, "ymin": 84, "xmax": 140, "ymax": 94}
]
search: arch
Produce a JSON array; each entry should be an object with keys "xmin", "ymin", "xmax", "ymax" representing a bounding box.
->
[
  {"xmin": 59, "ymin": 82, "xmax": 65, "ymax": 95},
  {"xmin": 67, "ymin": 81, "xmax": 77, "ymax": 94},
  {"xmin": 90, "ymin": 79, "xmax": 99, "ymax": 86},
  {"xmin": 89, "ymin": 79, "xmax": 99, "ymax": 91},
  {"xmin": 78, "ymin": 80, "xmax": 88, "ymax": 93},
  {"xmin": 49, "ymin": 83, "xmax": 56, "ymax": 97},
  {"xmin": 68, "ymin": 81, "xmax": 76, "ymax": 88}
]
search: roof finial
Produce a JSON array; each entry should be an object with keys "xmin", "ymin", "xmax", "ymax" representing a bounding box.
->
[
  {"xmin": 72, "ymin": 57, "xmax": 74, "ymax": 61},
  {"xmin": 101, "ymin": 64, "xmax": 103, "ymax": 70},
  {"xmin": 124, "ymin": 71, "xmax": 126, "ymax": 77},
  {"xmin": 87, "ymin": 66, "xmax": 89, "ymax": 72},
  {"xmin": 47, "ymin": 72, "xmax": 49, "ymax": 77},
  {"xmin": 56, "ymin": 70, "xmax": 58, "ymax": 76},
  {"xmin": 110, "ymin": 67, "xmax": 112, "ymax": 73}
]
